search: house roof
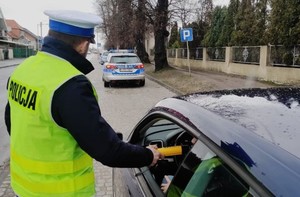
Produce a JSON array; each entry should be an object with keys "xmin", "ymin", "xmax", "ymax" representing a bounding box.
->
[
  {"xmin": 5, "ymin": 19, "xmax": 21, "ymax": 39},
  {"xmin": 5, "ymin": 19, "xmax": 37, "ymax": 40}
]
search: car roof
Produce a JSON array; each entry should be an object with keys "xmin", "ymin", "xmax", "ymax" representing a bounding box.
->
[{"xmin": 153, "ymin": 87, "xmax": 300, "ymax": 196}]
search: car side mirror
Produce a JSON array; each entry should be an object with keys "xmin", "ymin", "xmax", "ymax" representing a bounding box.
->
[{"xmin": 116, "ymin": 132, "xmax": 123, "ymax": 140}]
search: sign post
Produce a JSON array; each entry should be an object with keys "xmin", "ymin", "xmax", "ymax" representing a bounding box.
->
[{"xmin": 180, "ymin": 28, "xmax": 193, "ymax": 76}]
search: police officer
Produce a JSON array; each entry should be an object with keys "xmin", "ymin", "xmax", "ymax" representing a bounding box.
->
[{"xmin": 4, "ymin": 10, "xmax": 162, "ymax": 197}]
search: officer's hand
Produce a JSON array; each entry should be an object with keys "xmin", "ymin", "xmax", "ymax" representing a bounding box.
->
[{"xmin": 147, "ymin": 145, "xmax": 163, "ymax": 167}]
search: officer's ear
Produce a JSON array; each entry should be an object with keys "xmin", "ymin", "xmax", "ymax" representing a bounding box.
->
[{"xmin": 74, "ymin": 39, "xmax": 90, "ymax": 57}]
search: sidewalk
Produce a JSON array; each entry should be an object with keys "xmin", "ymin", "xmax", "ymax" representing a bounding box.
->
[
  {"xmin": 0, "ymin": 58, "xmax": 114, "ymax": 197},
  {"xmin": 0, "ymin": 58, "xmax": 25, "ymax": 68}
]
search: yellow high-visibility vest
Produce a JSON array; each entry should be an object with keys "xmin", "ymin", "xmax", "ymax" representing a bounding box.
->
[{"xmin": 8, "ymin": 51, "xmax": 95, "ymax": 197}]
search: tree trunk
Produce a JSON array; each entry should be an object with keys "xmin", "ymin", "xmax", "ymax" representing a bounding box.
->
[
  {"xmin": 136, "ymin": 34, "xmax": 150, "ymax": 63},
  {"xmin": 136, "ymin": 0, "xmax": 150, "ymax": 63},
  {"xmin": 154, "ymin": 0, "xmax": 169, "ymax": 71},
  {"xmin": 154, "ymin": 30, "xmax": 169, "ymax": 71}
]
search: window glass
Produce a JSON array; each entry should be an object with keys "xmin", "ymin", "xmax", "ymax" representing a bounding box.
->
[
  {"xmin": 110, "ymin": 56, "xmax": 140, "ymax": 63},
  {"xmin": 167, "ymin": 140, "xmax": 252, "ymax": 197}
]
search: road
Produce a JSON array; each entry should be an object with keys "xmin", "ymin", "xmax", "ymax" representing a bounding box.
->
[
  {"xmin": 88, "ymin": 55, "xmax": 175, "ymax": 138},
  {"xmin": 0, "ymin": 66, "xmax": 14, "ymax": 166}
]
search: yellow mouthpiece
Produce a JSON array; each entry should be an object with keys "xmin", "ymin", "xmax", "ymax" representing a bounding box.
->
[{"xmin": 158, "ymin": 146, "xmax": 182, "ymax": 156}]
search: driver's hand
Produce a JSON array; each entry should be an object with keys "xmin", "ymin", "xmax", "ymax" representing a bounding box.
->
[
  {"xmin": 161, "ymin": 175, "xmax": 172, "ymax": 193},
  {"xmin": 147, "ymin": 145, "xmax": 164, "ymax": 166}
]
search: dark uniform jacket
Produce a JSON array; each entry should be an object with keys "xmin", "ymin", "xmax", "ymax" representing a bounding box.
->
[{"xmin": 5, "ymin": 36, "xmax": 153, "ymax": 167}]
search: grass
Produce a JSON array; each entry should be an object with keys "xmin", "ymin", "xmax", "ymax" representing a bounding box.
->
[{"xmin": 144, "ymin": 63, "xmax": 215, "ymax": 95}]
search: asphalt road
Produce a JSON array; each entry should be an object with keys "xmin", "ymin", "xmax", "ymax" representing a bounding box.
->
[
  {"xmin": 88, "ymin": 55, "xmax": 176, "ymax": 138},
  {"xmin": 0, "ymin": 66, "xmax": 14, "ymax": 166}
]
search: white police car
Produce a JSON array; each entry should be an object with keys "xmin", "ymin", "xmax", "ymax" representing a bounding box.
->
[
  {"xmin": 102, "ymin": 52, "xmax": 145, "ymax": 87},
  {"xmin": 99, "ymin": 51, "xmax": 110, "ymax": 65}
]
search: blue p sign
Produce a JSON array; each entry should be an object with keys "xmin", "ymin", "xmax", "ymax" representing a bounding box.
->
[{"xmin": 180, "ymin": 28, "xmax": 193, "ymax": 42}]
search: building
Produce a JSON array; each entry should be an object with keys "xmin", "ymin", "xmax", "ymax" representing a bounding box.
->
[
  {"xmin": 0, "ymin": 7, "xmax": 38, "ymax": 60},
  {"xmin": 6, "ymin": 19, "xmax": 38, "ymax": 50}
]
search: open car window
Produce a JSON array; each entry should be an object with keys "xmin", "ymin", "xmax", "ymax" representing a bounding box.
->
[
  {"xmin": 167, "ymin": 140, "xmax": 256, "ymax": 197},
  {"xmin": 136, "ymin": 118, "xmax": 194, "ymax": 196},
  {"xmin": 131, "ymin": 117, "xmax": 261, "ymax": 197}
]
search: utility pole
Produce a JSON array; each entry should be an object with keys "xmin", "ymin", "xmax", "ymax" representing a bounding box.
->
[
  {"xmin": 37, "ymin": 22, "xmax": 48, "ymax": 50},
  {"xmin": 40, "ymin": 22, "xmax": 43, "ymax": 38}
]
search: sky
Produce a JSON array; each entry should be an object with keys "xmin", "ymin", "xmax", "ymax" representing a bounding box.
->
[{"xmin": 0, "ymin": 0, "xmax": 97, "ymax": 37}]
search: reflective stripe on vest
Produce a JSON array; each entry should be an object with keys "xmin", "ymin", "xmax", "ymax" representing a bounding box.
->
[
  {"xmin": 11, "ymin": 170, "xmax": 94, "ymax": 193},
  {"xmin": 11, "ymin": 148, "xmax": 92, "ymax": 174},
  {"xmin": 8, "ymin": 52, "xmax": 96, "ymax": 196}
]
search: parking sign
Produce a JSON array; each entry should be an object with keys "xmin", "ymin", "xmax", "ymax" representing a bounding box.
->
[{"xmin": 180, "ymin": 28, "xmax": 193, "ymax": 42}]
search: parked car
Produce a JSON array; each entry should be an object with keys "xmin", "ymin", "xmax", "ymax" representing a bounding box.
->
[
  {"xmin": 100, "ymin": 51, "xmax": 110, "ymax": 65},
  {"xmin": 102, "ymin": 52, "xmax": 145, "ymax": 87},
  {"xmin": 109, "ymin": 49, "xmax": 135, "ymax": 53},
  {"xmin": 113, "ymin": 87, "xmax": 300, "ymax": 197}
]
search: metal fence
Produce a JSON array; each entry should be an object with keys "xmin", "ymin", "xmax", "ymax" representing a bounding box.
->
[
  {"xmin": 168, "ymin": 48, "xmax": 176, "ymax": 58},
  {"xmin": 168, "ymin": 47, "xmax": 204, "ymax": 60},
  {"xmin": 166, "ymin": 46, "xmax": 300, "ymax": 68},
  {"xmin": 207, "ymin": 47, "xmax": 226, "ymax": 61},
  {"xmin": 190, "ymin": 47, "xmax": 203, "ymax": 60},
  {"xmin": 270, "ymin": 45, "xmax": 300, "ymax": 67},
  {"xmin": 232, "ymin": 46, "xmax": 260, "ymax": 65},
  {"xmin": 177, "ymin": 48, "xmax": 188, "ymax": 59},
  {"xmin": 13, "ymin": 47, "xmax": 36, "ymax": 58}
]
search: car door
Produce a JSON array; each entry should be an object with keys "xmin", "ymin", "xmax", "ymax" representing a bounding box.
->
[
  {"xmin": 113, "ymin": 112, "xmax": 196, "ymax": 197},
  {"xmin": 113, "ymin": 110, "xmax": 273, "ymax": 197}
]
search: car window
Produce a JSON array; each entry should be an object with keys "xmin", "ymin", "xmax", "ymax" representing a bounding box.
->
[
  {"xmin": 110, "ymin": 56, "xmax": 140, "ymax": 63},
  {"xmin": 167, "ymin": 140, "xmax": 255, "ymax": 197},
  {"xmin": 134, "ymin": 117, "xmax": 259, "ymax": 197}
]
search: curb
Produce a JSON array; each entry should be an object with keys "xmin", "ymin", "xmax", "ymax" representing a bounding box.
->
[
  {"xmin": 0, "ymin": 64, "xmax": 19, "ymax": 69},
  {"xmin": 145, "ymin": 74, "xmax": 184, "ymax": 96},
  {"xmin": 145, "ymin": 63, "xmax": 184, "ymax": 96}
]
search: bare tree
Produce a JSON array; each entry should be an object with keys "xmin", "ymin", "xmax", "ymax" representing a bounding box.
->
[
  {"xmin": 96, "ymin": 0, "xmax": 117, "ymax": 48},
  {"xmin": 95, "ymin": 0, "xmax": 203, "ymax": 70},
  {"xmin": 153, "ymin": 0, "xmax": 169, "ymax": 70},
  {"xmin": 96, "ymin": 0, "xmax": 135, "ymax": 49},
  {"xmin": 135, "ymin": 0, "xmax": 151, "ymax": 63},
  {"xmin": 169, "ymin": 0, "xmax": 200, "ymax": 27}
]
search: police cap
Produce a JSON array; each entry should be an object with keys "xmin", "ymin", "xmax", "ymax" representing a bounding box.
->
[{"xmin": 44, "ymin": 10, "xmax": 101, "ymax": 43}]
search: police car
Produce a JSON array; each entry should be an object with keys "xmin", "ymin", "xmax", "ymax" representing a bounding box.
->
[
  {"xmin": 102, "ymin": 52, "xmax": 145, "ymax": 87},
  {"xmin": 99, "ymin": 51, "xmax": 110, "ymax": 65}
]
